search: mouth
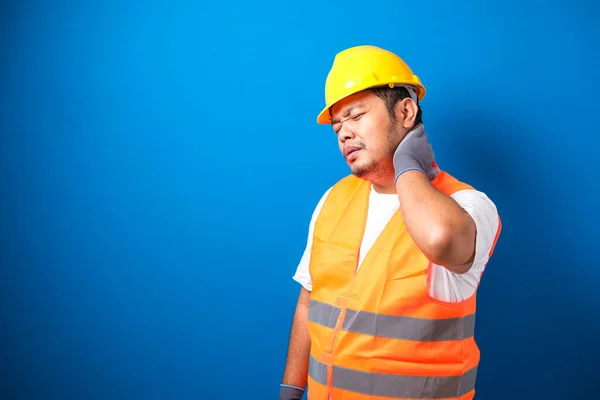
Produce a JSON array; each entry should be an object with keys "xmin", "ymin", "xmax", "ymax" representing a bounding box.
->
[{"xmin": 344, "ymin": 146, "xmax": 363, "ymax": 159}]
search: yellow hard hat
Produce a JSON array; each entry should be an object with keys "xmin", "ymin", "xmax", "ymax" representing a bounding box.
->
[{"xmin": 317, "ymin": 45, "xmax": 426, "ymax": 124}]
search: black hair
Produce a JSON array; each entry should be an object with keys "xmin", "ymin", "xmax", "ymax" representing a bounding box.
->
[{"xmin": 370, "ymin": 86, "xmax": 423, "ymax": 125}]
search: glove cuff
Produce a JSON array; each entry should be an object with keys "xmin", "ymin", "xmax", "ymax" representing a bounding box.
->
[
  {"xmin": 280, "ymin": 384, "xmax": 305, "ymax": 400},
  {"xmin": 393, "ymin": 151, "xmax": 425, "ymax": 183}
]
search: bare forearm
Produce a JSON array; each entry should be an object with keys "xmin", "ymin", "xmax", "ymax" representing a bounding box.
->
[
  {"xmin": 282, "ymin": 287, "xmax": 311, "ymax": 389},
  {"xmin": 396, "ymin": 170, "xmax": 476, "ymax": 271}
]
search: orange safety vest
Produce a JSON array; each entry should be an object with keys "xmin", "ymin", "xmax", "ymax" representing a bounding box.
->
[{"xmin": 306, "ymin": 170, "xmax": 501, "ymax": 400}]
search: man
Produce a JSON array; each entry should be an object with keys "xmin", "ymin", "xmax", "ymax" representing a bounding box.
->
[{"xmin": 280, "ymin": 45, "xmax": 501, "ymax": 400}]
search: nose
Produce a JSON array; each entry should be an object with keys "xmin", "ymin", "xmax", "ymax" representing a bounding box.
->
[{"xmin": 338, "ymin": 124, "xmax": 355, "ymax": 143}]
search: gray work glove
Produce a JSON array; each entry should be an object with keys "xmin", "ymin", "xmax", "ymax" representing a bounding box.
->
[
  {"xmin": 280, "ymin": 384, "xmax": 304, "ymax": 400},
  {"xmin": 393, "ymin": 123, "xmax": 438, "ymax": 182}
]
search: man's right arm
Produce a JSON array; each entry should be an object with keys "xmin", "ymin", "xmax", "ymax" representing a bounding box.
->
[
  {"xmin": 280, "ymin": 287, "xmax": 312, "ymax": 399},
  {"xmin": 280, "ymin": 187, "xmax": 332, "ymax": 399}
]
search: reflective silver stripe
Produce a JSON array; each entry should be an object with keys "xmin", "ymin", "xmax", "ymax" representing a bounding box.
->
[
  {"xmin": 309, "ymin": 354, "xmax": 477, "ymax": 399},
  {"xmin": 308, "ymin": 354, "xmax": 328, "ymax": 386},
  {"xmin": 343, "ymin": 309, "xmax": 475, "ymax": 341},
  {"xmin": 308, "ymin": 299, "xmax": 341, "ymax": 329},
  {"xmin": 309, "ymin": 299, "xmax": 475, "ymax": 341}
]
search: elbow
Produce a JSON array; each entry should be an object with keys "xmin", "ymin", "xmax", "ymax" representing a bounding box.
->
[
  {"xmin": 423, "ymin": 223, "xmax": 475, "ymax": 271},
  {"xmin": 424, "ymin": 226, "xmax": 454, "ymax": 262}
]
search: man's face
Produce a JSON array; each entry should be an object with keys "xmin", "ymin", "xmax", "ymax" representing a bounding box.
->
[{"xmin": 330, "ymin": 90, "xmax": 403, "ymax": 181}]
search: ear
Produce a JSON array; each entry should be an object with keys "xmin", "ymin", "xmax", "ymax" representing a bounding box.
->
[{"xmin": 395, "ymin": 98, "xmax": 418, "ymax": 129}]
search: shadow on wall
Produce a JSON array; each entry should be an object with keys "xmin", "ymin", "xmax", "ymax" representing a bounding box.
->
[{"xmin": 435, "ymin": 107, "xmax": 599, "ymax": 399}]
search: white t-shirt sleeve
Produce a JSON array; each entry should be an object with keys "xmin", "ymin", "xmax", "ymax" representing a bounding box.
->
[
  {"xmin": 428, "ymin": 189, "xmax": 501, "ymax": 302},
  {"xmin": 292, "ymin": 187, "xmax": 332, "ymax": 292}
]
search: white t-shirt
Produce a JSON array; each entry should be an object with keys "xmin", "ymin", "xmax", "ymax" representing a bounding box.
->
[{"xmin": 293, "ymin": 184, "xmax": 500, "ymax": 302}]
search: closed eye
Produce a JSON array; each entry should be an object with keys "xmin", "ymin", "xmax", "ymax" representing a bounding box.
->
[{"xmin": 332, "ymin": 112, "xmax": 365, "ymax": 134}]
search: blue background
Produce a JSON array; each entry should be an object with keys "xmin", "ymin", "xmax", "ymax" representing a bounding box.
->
[{"xmin": 1, "ymin": 0, "xmax": 599, "ymax": 399}]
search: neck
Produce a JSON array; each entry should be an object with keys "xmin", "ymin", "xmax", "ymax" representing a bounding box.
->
[
  {"xmin": 370, "ymin": 172, "xmax": 397, "ymax": 194},
  {"xmin": 369, "ymin": 164, "xmax": 440, "ymax": 194}
]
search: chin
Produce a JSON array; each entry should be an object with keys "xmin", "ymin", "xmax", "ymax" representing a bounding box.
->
[
  {"xmin": 351, "ymin": 164, "xmax": 376, "ymax": 180},
  {"xmin": 351, "ymin": 159, "xmax": 390, "ymax": 182}
]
